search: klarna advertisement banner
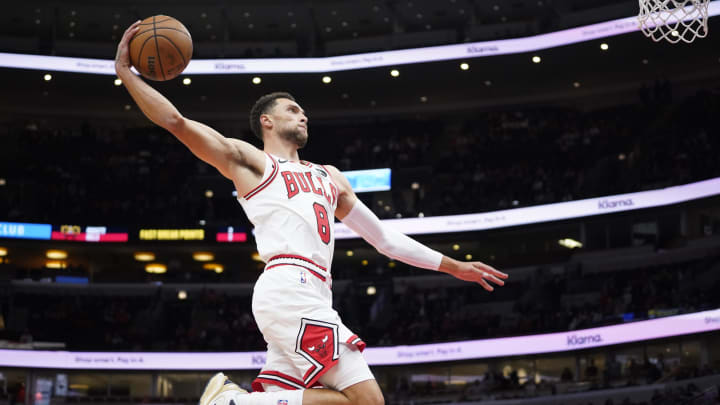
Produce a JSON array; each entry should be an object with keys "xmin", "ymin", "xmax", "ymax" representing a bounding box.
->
[
  {"xmin": 335, "ymin": 176, "xmax": 720, "ymax": 238},
  {"xmin": 2, "ymin": 2, "xmax": 719, "ymax": 75},
  {"xmin": 1, "ymin": 308, "xmax": 718, "ymax": 370}
]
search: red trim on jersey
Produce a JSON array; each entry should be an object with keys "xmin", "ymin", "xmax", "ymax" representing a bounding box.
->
[
  {"xmin": 251, "ymin": 371, "xmax": 323, "ymax": 392},
  {"xmin": 319, "ymin": 165, "xmax": 331, "ymax": 176},
  {"xmin": 244, "ymin": 153, "xmax": 279, "ymax": 200},
  {"xmin": 346, "ymin": 334, "xmax": 367, "ymax": 352},
  {"xmin": 252, "ymin": 371, "xmax": 305, "ymax": 392},
  {"xmin": 266, "ymin": 263, "xmax": 327, "ymax": 282},
  {"xmin": 269, "ymin": 254, "xmax": 328, "ymax": 271}
]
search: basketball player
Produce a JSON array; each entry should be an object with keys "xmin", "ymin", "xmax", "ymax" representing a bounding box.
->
[{"xmin": 116, "ymin": 21, "xmax": 508, "ymax": 405}]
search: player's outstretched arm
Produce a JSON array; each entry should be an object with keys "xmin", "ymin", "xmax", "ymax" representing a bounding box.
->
[
  {"xmin": 114, "ymin": 22, "xmax": 264, "ymax": 181},
  {"xmin": 327, "ymin": 165, "xmax": 508, "ymax": 292}
]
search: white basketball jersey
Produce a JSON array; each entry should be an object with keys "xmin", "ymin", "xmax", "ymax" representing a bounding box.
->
[{"xmin": 238, "ymin": 153, "xmax": 339, "ymax": 274}]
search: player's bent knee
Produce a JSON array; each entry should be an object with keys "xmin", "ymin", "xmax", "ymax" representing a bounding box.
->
[{"xmin": 342, "ymin": 380, "xmax": 384, "ymax": 405}]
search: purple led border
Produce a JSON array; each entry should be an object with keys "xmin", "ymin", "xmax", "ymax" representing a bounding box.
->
[
  {"xmin": 335, "ymin": 176, "xmax": 720, "ymax": 239},
  {"xmin": 1, "ymin": 2, "xmax": 718, "ymax": 75},
  {"xmin": 1, "ymin": 309, "xmax": 718, "ymax": 370},
  {"xmin": 3, "ymin": 177, "xmax": 719, "ymax": 241}
]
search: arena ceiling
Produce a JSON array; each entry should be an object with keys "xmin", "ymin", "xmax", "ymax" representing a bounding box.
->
[{"xmin": 0, "ymin": 1, "xmax": 718, "ymax": 120}]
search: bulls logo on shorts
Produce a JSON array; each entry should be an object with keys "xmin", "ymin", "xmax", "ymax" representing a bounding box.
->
[{"xmin": 295, "ymin": 318, "xmax": 340, "ymax": 386}]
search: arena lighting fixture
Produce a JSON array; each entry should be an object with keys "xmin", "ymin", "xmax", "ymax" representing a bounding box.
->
[
  {"xmin": 43, "ymin": 73, "xmax": 52, "ymax": 81},
  {"xmin": 0, "ymin": 247, "xmax": 7, "ymax": 256},
  {"xmin": 252, "ymin": 76, "xmax": 262, "ymax": 84},
  {"xmin": 205, "ymin": 190, "xmax": 214, "ymax": 198},
  {"xmin": 388, "ymin": 261, "xmax": 396, "ymax": 268},
  {"xmin": 460, "ymin": 62, "xmax": 470, "ymax": 70},
  {"xmin": 366, "ymin": 286, "xmax": 377, "ymax": 296},
  {"xmin": 322, "ymin": 75, "xmax": 332, "ymax": 84},
  {"xmin": 532, "ymin": 55, "xmax": 541, "ymax": 63},
  {"xmin": 192, "ymin": 252, "xmax": 214, "ymax": 262},
  {"xmin": 465, "ymin": 254, "xmax": 473, "ymax": 260},
  {"xmin": 390, "ymin": 69, "xmax": 400, "ymax": 77},
  {"xmin": 113, "ymin": 78, "xmax": 122, "ymax": 86},
  {"xmin": 133, "ymin": 252, "xmax": 155, "ymax": 262},
  {"xmin": 452, "ymin": 244, "xmax": 460, "ymax": 251},
  {"xmin": 45, "ymin": 260, "xmax": 67, "ymax": 269},
  {"xmin": 178, "ymin": 290, "xmax": 187, "ymax": 300},
  {"xmin": 182, "ymin": 77, "xmax": 191, "ymax": 85},
  {"xmin": 46, "ymin": 250, "xmax": 68, "ymax": 260},
  {"xmin": 346, "ymin": 250, "xmax": 354, "ymax": 257},
  {"xmin": 0, "ymin": 178, "xmax": 5, "ymax": 186},
  {"xmin": 361, "ymin": 259, "xmax": 368, "ymax": 266},
  {"xmin": 251, "ymin": 251, "xmax": 263, "ymax": 262},
  {"xmin": 573, "ymin": 81, "xmax": 581, "ymax": 88},
  {"xmin": 600, "ymin": 43, "xmax": 609, "ymax": 50},
  {"xmin": 203, "ymin": 263, "xmax": 224, "ymax": 273},
  {"xmin": 145, "ymin": 263, "xmax": 167, "ymax": 274},
  {"xmin": 558, "ymin": 238, "xmax": 583, "ymax": 249}
]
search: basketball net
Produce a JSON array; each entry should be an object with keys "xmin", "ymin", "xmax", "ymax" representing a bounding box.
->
[{"xmin": 638, "ymin": 0, "xmax": 710, "ymax": 43}]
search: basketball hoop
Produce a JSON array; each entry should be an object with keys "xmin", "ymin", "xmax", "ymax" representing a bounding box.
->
[{"xmin": 638, "ymin": 0, "xmax": 710, "ymax": 43}]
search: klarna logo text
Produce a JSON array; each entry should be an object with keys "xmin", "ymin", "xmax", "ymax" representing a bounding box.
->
[
  {"xmin": 598, "ymin": 198, "xmax": 634, "ymax": 209},
  {"xmin": 566, "ymin": 334, "xmax": 603, "ymax": 346}
]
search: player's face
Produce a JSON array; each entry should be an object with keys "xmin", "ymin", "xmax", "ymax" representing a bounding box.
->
[{"xmin": 270, "ymin": 98, "xmax": 309, "ymax": 148}]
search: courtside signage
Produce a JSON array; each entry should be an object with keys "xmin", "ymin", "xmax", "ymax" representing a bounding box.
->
[
  {"xmin": 335, "ymin": 176, "xmax": 720, "ymax": 239},
  {"xmin": 1, "ymin": 308, "xmax": 718, "ymax": 370},
  {"xmin": 0, "ymin": 222, "xmax": 51, "ymax": 240},
  {"xmin": 2, "ymin": 3, "xmax": 719, "ymax": 75},
  {"xmin": 138, "ymin": 228, "xmax": 205, "ymax": 241}
]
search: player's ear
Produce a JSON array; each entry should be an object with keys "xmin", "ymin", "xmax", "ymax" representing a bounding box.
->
[{"xmin": 260, "ymin": 114, "xmax": 273, "ymax": 130}]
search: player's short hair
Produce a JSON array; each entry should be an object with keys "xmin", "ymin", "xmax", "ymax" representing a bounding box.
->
[{"xmin": 249, "ymin": 92, "xmax": 296, "ymax": 141}]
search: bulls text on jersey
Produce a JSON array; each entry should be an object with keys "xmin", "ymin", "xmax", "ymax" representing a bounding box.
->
[{"xmin": 281, "ymin": 170, "xmax": 338, "ymax": 207}]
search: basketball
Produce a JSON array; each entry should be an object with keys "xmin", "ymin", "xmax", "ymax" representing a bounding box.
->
[{"xmin": 129, "ymin": 15, "xmax": 193, "ymax": 81}]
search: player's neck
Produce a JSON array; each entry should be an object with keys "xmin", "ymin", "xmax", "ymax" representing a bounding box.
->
[{"xmin": 263, "ymin": 140, "xmax": 300, "ymax": 162}]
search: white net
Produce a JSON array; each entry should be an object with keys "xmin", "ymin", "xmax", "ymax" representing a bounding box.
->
[{"xmin": 638, "ymin": 0, "xmax": 710, "ymax": 43}]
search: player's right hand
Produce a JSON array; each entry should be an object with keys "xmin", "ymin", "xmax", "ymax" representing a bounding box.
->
[
  {"xmin": 115, "ymin": 20, "xmax": 142, "ymax": 72},
  {"xmin": 440, "ymin": 258, "xmax": 508, "ymax": 292}
]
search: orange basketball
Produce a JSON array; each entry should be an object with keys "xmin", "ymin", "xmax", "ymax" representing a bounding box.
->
[{"xmin": 129, "ymin": 15, "xmax": 193, "ymax": 81}]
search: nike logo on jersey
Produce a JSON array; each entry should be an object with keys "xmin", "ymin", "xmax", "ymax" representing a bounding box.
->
[
  {"xmin": 278, "ymin": 159, "xmax": 288, "ymax": 163},
  {"xmin": 281, "ymin": 170, "xmax": 338, "ymax": 206}
]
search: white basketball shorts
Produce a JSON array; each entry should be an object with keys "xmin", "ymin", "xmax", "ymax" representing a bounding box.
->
[{"xmin": 250, "ymin": 258, "xmax": 373, "ymax": 392}]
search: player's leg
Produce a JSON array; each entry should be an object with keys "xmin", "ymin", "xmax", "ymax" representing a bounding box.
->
[
  {"xmin": 201, "ymin": 377, "xmax": 382, "ymax": 405},
  {"xmin": 202, "ymin": 344, "xmax": 383, "ymax": 405},
  {"xmin": 302, "ymin": 380, "xmax": 384, "ymax": 405},
  {"xmin": 303, "ymin": 342, "xmax": 383, "ymax": 405}
]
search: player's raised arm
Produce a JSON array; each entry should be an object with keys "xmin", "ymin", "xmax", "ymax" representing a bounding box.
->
[
  {"xmin": 114, "ymin": 22, "xmax": 264, "ymax": 182},
  {"xmin": 326, "ymin": 165, "xmax": 508, "ymax": 291}
]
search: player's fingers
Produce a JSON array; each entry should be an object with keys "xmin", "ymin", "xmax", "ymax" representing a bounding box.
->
[
  {"xmin": 477, "ymin": 278, "xmax": 494, "ymax": 292},
  {"xmin": 473, "ymin": 262, "xmax": 508, "ymax": 279},
  {"xmin": 480, "ymin": 264, "xmax": 508, "ymax": 279},
  {"xmin": 484, "ymin": 273, "xmax": 505, "ymax": 286},
  {"xmin": 122, "ymin": 21, "xmax": 142, "ymax": 41}
]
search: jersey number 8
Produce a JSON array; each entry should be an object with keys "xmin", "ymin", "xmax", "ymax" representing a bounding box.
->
[{"xmin": 313, "ymin": 202, "xmax": 331, "ymax": 245}]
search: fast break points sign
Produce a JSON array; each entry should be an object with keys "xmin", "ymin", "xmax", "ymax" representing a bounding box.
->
[{"xmin": 1, "ymin": 308, "xmax": 718, "ymax": 370}]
